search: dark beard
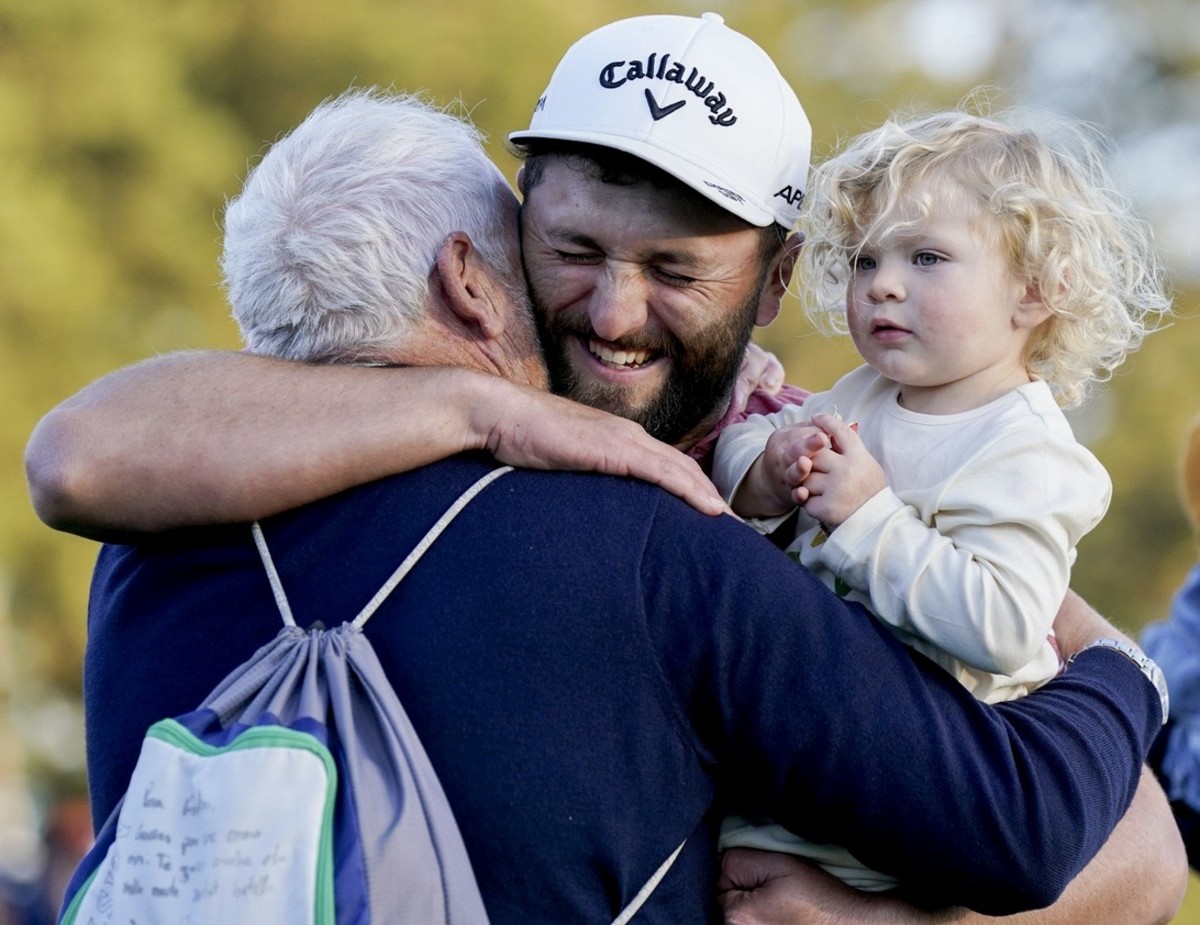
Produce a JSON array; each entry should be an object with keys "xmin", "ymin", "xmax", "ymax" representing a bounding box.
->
[{"xmin": 533, "ymin": 291, "xmax": 760, "ymax": 448}]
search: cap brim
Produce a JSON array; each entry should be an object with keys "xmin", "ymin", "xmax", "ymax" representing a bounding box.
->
[{"xmin": 508, "ymin": 127, "xmax": 776, "ymax": 228}]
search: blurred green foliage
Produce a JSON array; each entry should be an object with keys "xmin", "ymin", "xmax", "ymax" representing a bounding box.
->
[{"xmin": 2, "ymin": 0, "xmax": 1199, "ymax": 910}]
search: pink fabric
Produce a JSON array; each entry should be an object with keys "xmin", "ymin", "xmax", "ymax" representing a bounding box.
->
[{"xmin": 688, "ymin": 383, "xmax": 809, "ymax": 474}]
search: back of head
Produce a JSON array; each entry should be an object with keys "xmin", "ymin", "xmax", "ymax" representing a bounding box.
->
[
  {"xmin": 222, "ymin": 88, "xmax": 515, "ymax": 363},
  {"xmin": 800, "ymin": 103, "xmax": 1173, "ymax": 407},
  {"xmin": 508, "ymin": 12, "xmax": 811, "ymax": 231}
]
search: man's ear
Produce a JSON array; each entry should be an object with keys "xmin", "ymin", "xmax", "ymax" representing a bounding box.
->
[
  {"xmin": 755, "ymin": 232, "xmax": 804, "ymax": 327},
  {"xmin": 1014, "ymin": 280, "xmax": 1053, "ymax": 330},
  {"xmin": 434, "ymin": 232, "xmax": 506, "ymax": 340},
  {"xmin": 515, "ymin": 165, "xmax": 528, "ymax": 197}
]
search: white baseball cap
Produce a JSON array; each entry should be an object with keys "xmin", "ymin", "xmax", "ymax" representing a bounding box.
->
[{"xmin": 509, "ymin": 12, "xmax": 811, "ymax": 229}]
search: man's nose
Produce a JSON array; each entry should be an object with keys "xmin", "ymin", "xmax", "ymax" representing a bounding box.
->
[{"xmin": 588, "ymin": 265, "xmax": 650, "ymax": 342}]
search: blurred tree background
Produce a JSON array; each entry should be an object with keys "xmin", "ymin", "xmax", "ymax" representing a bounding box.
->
[{"xmin": 1, "ymin": 0, "xmax": 1198, "ymax": 917}]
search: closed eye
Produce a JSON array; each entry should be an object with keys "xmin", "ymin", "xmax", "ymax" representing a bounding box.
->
[
  {"xmin": 555, "ymin": 249, "xmax": 602, "ymax": 265},
  {"xmin": 652, "ymin": 267, "xmax": 698, "ymax": 287}
]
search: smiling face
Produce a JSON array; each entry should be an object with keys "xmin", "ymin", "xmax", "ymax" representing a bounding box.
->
[
  {"xmin": 846, "ymin": 189, "xmax": 1049, "ymax": 414},
  {"xmin": 518, "ymin": 156, "xmax": 792, "ymax": 448}
]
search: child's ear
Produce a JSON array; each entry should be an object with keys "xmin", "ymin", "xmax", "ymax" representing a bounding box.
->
[{"xmin": 1014, "ymin": 281, "xmax": 1052, "ymax": 329}]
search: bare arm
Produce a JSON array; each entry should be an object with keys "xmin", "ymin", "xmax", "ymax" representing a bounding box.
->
[
  {"xmin": 719, "ymin": 768, "xmax": 1186, "ymax": 925},
  {"xmin": 25, "ymin": 350, "xmax": 726, "ymax": 539},
  {"xmin": 1049, "ymin": 589, "xmax": 1140, "ymax": 655}
]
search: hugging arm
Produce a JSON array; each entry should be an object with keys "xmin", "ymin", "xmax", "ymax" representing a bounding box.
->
[
  {"xmin": 25, "ymin": 351, "xmax": 725, "ymax": 539},
  {"xmin": 718, "ymin": 767, "xmax": 1185, "ymax": 925},
  {"xmin": 652, "ymin": 512, "xmax": 1164, "ymax": 914},
  {"xmin": 716, "ymin": 589, "xmax": 1185, "ymax": 923}
]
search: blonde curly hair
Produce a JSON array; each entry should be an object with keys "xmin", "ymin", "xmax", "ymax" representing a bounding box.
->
[{"xmin": 799, "ymin": 104, "xmax": 1173, "ymax": 407}]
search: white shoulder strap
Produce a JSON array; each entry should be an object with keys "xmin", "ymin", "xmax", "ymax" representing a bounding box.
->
[
  {"xmin": 611, "ymin": 839, "xmax": 687, "ymax": 925},
  {"xmin": 252, "ymin": 466, "xmax": 513, "ymax": 629}
]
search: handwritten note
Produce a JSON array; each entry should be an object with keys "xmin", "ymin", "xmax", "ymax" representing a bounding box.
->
[{"xmin": 64, "ymin": 724, "xmax": 334, "ymax": 924}]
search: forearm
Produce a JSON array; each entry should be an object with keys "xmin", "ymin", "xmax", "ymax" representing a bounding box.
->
[
  {"xmin": 26, "ymin": 350, "xmax": 726, "ymax": 539},
  {"xmin": 703, "ymin": 567, "xmax": 1159, "ymax": 911},
  {"xmin": 1053, "ymin": 589, "xmax": 1139, "ymax": 654},
  {"xmin": 970, "ymin": 768, "xmax": 1186, "ymax": 925},
  {"xmin": 25, "ymin": 352, "xmax": 499, "ymax": 537},
  {"xmin": 866, "ymin": 769, "xmax": 1183, "ymax": 925},
  {"xmin": 720, "ymin": 771, "xmax": 1186, "ymax": 925}
]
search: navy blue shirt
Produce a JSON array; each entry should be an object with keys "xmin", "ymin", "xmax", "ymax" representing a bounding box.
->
[{"xmin": 85, "ymin": 456, "xmax": 1160, "ymax": 921}]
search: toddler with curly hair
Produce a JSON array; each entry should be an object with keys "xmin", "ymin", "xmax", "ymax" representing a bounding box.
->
[{"xmin": 716, "ymin": 103, "xmax": 1173, "ymax": 890}]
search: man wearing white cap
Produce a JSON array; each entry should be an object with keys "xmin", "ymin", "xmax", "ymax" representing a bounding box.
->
[
  {"xmin": 26, "ymin": 13, "xmax": 1185, "ymax": 923},
  {"xmin": 507, "ymin": 11, "xmax": 811, "ymax": 453}
]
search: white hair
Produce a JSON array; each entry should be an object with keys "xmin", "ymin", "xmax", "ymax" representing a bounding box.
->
[{"xmin": 221, "ymin": 88, "xmax": 519, "ymax": 362}]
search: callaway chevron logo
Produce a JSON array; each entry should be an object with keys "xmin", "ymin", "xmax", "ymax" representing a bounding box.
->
[
  {"xmin": 644, "ymin": 90, "xmax": 685, "ymax": 121},
  {"xmin": 598, "ymin": 53, "xmax": 737, "ymax": 126}
]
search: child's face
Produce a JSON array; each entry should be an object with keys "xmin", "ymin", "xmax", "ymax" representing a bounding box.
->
[{"xmin": 845, "ymin": 192, "xmax": 1049, "ymax": 414}]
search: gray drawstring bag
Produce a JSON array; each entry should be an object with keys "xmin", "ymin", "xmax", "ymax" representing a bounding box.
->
[{"xmin": 58, "ymin": 468, "xmax": 509, "ymax": 924}]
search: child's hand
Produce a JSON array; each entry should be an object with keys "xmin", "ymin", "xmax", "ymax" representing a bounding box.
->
[
  {"xmin": 802, "ymin": 413, "xmax": 887, "ymax": 530},
  {"xmin": 762, "ymin": 423, "xmax": 829, "ymax": 506}
]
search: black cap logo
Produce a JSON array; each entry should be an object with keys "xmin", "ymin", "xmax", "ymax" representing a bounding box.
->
[
  {"xmin": 598, "ymin": 52, "xmax": 737, "ymax": 126},
  {"xmin": 644, "ymin": 90, "xmax": 685, "ymax": 121}
]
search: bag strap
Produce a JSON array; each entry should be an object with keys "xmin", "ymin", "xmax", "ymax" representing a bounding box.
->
[
  {"xmin": 253, "ymin": 464, "xmax": 682, "ymax": 918},
  {"xmin": 252, "ymin": 466, "xmax": 513, "ymax": 629},
  {"xmin": 611, "ymin": 839, "xmax": 687, "ymax": 925}
]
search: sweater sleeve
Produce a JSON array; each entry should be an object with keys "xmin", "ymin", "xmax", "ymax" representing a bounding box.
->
[
  {"xmin": 640, "ymin": 497, "xmax": 1157, "ymax": 915},
  {"xmin": 815, "ymin": 427, "xmax": 1111, "ymax": 675}
]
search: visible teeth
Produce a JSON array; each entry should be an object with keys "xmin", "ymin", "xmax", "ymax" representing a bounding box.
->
[{"xmin": 590, "ymin": 340, "xmax": 653, "ymax": 367}]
